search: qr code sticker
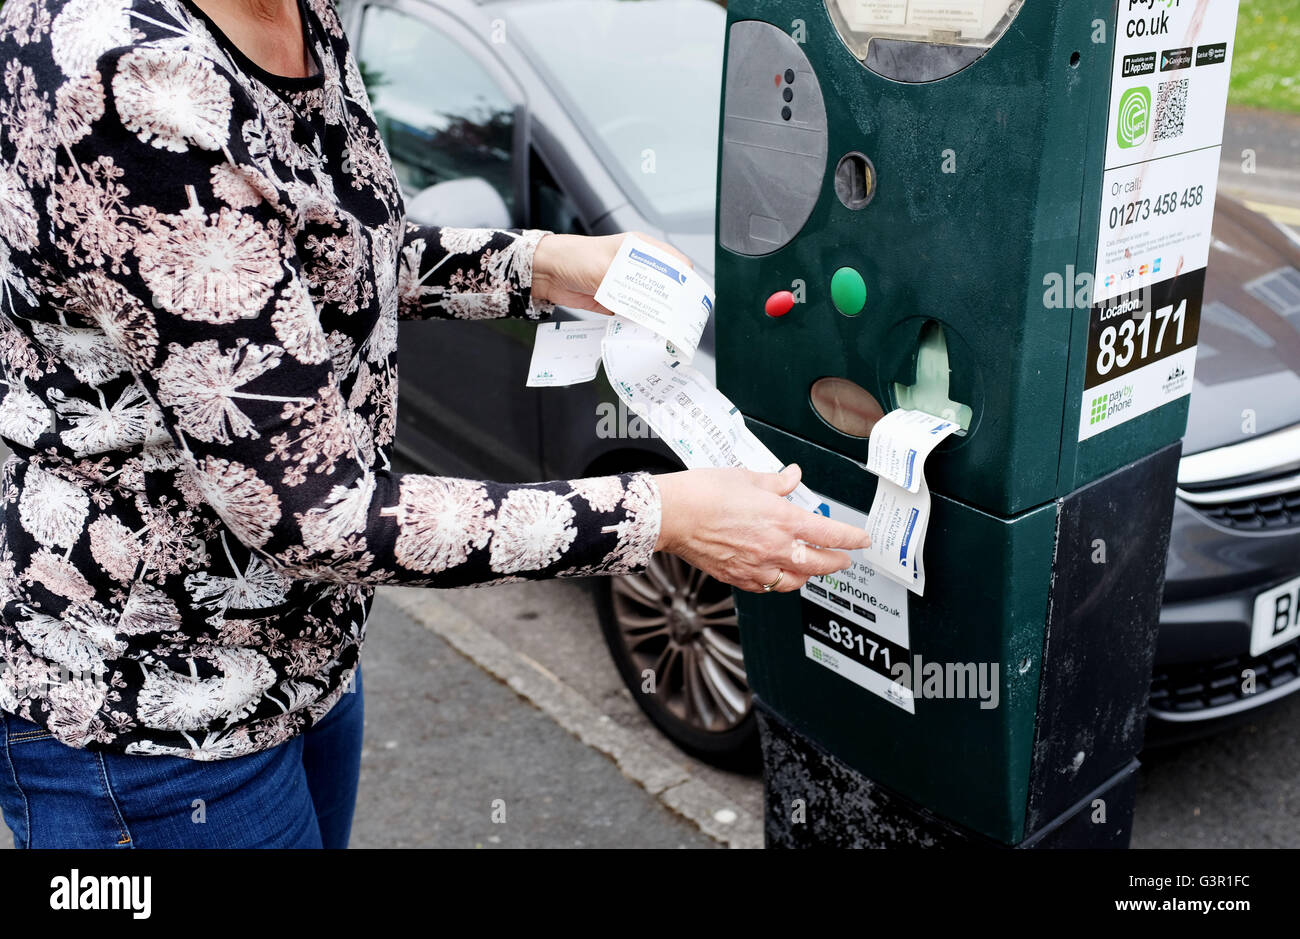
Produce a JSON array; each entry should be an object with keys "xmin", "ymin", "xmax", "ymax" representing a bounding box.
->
[{"xmin": 1154, "ymin": 78, "xmax": 1188, "ymax": 142}]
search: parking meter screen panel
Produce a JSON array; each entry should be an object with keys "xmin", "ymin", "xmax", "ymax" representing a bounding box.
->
[{"xmin": 825, "ymin": 0, "xmax": 1023, "ymax": 82}]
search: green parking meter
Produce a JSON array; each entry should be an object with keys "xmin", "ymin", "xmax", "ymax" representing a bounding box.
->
[{"xmin": 715, "ymin": 0, "xmax": 1241, "ymax": 846}]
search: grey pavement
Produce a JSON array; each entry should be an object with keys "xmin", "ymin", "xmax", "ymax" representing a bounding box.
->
[{"xmin": 349, "ymin": 593, "xmax": 716, "ymax": 848}]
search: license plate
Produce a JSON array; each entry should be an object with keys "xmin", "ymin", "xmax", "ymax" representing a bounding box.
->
[{"xmin": 1251, "ymin": 574, "xmax": 1300, "ymax": 657}]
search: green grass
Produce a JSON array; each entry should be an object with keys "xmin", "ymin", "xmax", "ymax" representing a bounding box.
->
[{"xmin": 1230, "ymin": 0, "xmax": 1300, "ymax": 113}]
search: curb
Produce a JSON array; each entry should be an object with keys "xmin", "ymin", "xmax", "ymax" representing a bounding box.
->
[{"xmin": 381, "ymin": 586, "xmax": 764, "ymax": 849}]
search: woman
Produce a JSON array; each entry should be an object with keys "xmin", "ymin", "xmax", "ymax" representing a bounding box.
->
[{"xmin": 0, "ymin": 0, "xmax": 869, "ymax": 848}]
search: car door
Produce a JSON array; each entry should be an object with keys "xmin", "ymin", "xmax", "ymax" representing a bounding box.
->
[{"xmin": 352, "ymin": 1, "xmax": 543, "ymax": 481}]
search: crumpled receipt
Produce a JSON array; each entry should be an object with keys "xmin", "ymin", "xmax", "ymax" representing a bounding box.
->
[
  {"xmin": 526, "ymin": 234, "xmax": 819, "ymax": 514},
  {"xmin": 859, "ymin": 408, "xmax": 960, "ymax": 595}
]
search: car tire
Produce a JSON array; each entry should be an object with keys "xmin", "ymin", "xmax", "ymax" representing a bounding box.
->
[{"xmin": 596, "ymin": 551, "xmax": 761, "ymax": 772}]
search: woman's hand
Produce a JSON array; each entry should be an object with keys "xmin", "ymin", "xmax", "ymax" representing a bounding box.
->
[
  {"xmin": 531, "ymin": 232, "xmax": 691, "ymax": 314},
  {"xmin": 654, "ymin": 465, "xmax": 872, "ymax": 594}
]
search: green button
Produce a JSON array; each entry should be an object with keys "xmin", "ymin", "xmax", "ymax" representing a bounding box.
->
[{"xmin": 831, "ymin": 267, "xmax": 867, "ymax": 316}]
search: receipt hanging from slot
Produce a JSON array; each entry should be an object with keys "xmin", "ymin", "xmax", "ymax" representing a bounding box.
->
[
  {"xmin": 526, "ymin": 234, "xmax": 819, "ymax": 512},
  {"xmin": 861, "ymin": 408, "xmax": 960, "ymax": 596}
]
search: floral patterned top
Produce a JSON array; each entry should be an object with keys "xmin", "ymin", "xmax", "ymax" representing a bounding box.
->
[{"xmin": 0, "ymin": 0, "xmax": 661, "ymax": 758}]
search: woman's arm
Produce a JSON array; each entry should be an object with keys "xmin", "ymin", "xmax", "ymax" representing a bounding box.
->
[
  {"xmin": 395, "ymin": 227, "xmax": 677, "ymax": 322},
  {"xmin": 395, "ymin": 224, "xmax": 556, "ymax": 322}
]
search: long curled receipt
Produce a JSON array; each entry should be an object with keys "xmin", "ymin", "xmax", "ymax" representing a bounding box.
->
[
  {"xmin": 861, "ymin": 409, "xmax": 960, "ymax": 596},
  {"xmin": 526, "ymin": 234, "xmax": 818, "ymax": 510}
]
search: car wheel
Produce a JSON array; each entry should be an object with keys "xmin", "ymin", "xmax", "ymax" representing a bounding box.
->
[{"xmin": 596, "ymin": 551, "xmax": 761, "ymax": 771}]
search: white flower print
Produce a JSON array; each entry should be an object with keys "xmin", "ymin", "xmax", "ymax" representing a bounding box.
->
[
  {"xmin": 50, "ymin": 0, "xmax": 136, "ymax": 77},
  {"xmin": 0, "ymin": 240, "xmax": 36, "ymax": 314},
  {"xmin": 87, "ymin": 514, "xmax": 140, "ymax": 584},
  {"xmin": 484, "ymin": 231, "xmax": 539, "ymax": 289},
  {"xmin": 1, "ymin": 61, "xmax": 55, "ymax": 186},
  {"xmin": 192, "ymin": 456, "xmax": 282, "ymax": 548},
  {"xmin": 0, "ymin": 161, "xmax": 39, "ymax": 251},
  {"xmin": 138, "ymin": 206, "xmax": 284, "ymax": 324},
  {"xmin": 21, "ymin": 547, "xmax": 94, "ymax": 601},
  {"xmin": 61, "ymin": 271, "xmax": 158, "ymax": 370},
  {"xmin": 43, "ymin": 678, "xmax": 107, "ymax": 746},
  {"xmin": 111, "ymin": 48, "xmax": 233, "ymax": 152},
  {"xmin": 440, "ymin": 227, "xmax": 494, "ymax": 255},
  {"xmin": 48, "ymin": 383, "xmax": 166, "ymax": 455},
  {"xmin": 326, "ymin": 329, "xmax": 356, "ymax": 379},
  {"xmin": 15, "ymin": 601, "xmax": 124, "ymax": 674},
  {"xmin": 209, "ymin": 162, "xmax": 263, "ymax": 210},
  {"xmin": 571, "ymin": 477, "xmax": 626, "ymax": 513},
  {"xmin": 118, "ymin": 582, "xmax": 182, "ymax": 635},
  {"xmin": 136, "ymin": 647, "xmax": 277, "ymax": 731},
  {"xmin": 124, "ymin": 727, "xmax": 253, "ymax": 760},
  {"xmin": 443, "ymin": 289, "xmax": 510, "ymax": 320},
  {"xmin": 363, "ymin": 306, "xmax": 397, "ymax": 364},
  {"xmin": 46, "ymin": 155, "xmax": 134, "ymax": 271},
  {"xmin": 0, "ymin": 0, "xmax": 54, "ymax": 48},
  {"xmin": 396, "ymin": 237, "xmax": 427, "ymax": 318},
  {"xmin": 622, "ymin": 472, "xmax": 659, "ymax": 517},
  {"xmin": 271, "ymin": 278, "xmax": 329, "ymax": 365},
  {"xmin": 0, "ymin": 377, "xmax": 51, "ymax": 446},
  {"xmin": 298, "ymin": 473, "xmax": 375, "ymax": 552},
  {"xmin": 371, "ymin": 220, "xmax": 398, "ymax": 317},
  {"xmin": 52, "ymin": 69, "xmax": 104, "ymax": 145},
  {"xmin": 600, "ymin": 474, "xmax": 662, "ymax": 572},
  {"xmin": 18, "ymin": 464, "xmax": 90, "ymax": 549},
  {"xmin": 384, "ymin": 477, "xmax": 492, "ymax": 573},
  {"xmin": 269, "ymin": 679, "xmax": 322, "ymax": 713},
  {"xmin": 185, "ymin": 547, "xmax": 290, "ymax": 618},
  {"xmin": 156, "ymin": 338, "xmax": 294, "ymax": 444},
  {"xmin": 30, "ymin": 318, "xmax": 129, "ymax": 385},
  {"xmin": 489, "ymin": 488, "xmax": 578, "ymax": 574}
]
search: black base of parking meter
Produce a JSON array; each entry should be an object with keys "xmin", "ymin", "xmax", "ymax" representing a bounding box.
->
[
  {"xmin": 758, "ymin": 705, "xmax": 1138, "ymax": 849},
  {"xmin": 753, "ymin": 443, "xmax": 1182, "ymax": 848}
]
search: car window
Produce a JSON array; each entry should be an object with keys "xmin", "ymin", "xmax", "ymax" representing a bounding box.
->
[
  {"xmin": 530, "ymin": 150, "xmax": 586, "ymax": 235},
  {"xmin": 356, "ymin": 5, "xmax": 516, "ymax": 211}
]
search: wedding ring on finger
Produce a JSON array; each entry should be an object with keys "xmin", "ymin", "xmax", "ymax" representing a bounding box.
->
[{"xmin": 761, "ymin": 570, "xmax": 784, "ymax": 593}]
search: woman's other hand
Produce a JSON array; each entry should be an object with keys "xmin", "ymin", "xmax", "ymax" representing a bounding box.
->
[
  {"xmin": 531, "ymin": 232, "xmax": 691, "ymax": 314},
  {"xmin": 654, "ymin": 465, "xmax": 873, "ymax": 594}
]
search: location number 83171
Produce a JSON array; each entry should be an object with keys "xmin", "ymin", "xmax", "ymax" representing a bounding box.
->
[
  {"xmin": 1096, "ymin": 298, "xmax": 1189, "ymax": 377},
  {"xmin": 827, "ymin": 619, "xmax": 892, "ymax": 670}
]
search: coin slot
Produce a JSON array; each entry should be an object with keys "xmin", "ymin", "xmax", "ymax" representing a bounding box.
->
[{"xmin": 834, "ymin": 152, "xmax": 876, "ymax": 210}]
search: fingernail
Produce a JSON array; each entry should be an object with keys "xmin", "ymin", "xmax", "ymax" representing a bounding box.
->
[{"xmin": 781, "ymin": 463, "xmax": 800, "ymax": 477}]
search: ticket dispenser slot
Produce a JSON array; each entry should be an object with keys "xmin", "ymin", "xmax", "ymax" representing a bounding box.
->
[{"xmin": 893, "ymin": 322, "xmax": 973, "ymax": 434}]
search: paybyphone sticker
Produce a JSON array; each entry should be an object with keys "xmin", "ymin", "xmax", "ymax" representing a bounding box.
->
[{"xmin": 799, "ymin": 492, "xmax": 914, "ymax": 713}]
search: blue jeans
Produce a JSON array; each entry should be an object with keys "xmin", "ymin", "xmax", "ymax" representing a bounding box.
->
[{"xmin": 0, "ymin": 670, "xmax": 364, "ymax": 849}]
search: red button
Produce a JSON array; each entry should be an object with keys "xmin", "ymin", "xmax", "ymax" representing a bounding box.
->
[{"xmin": 765, "ymin": 291, "xmax": 796, "ymax": 318}]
